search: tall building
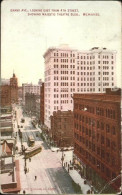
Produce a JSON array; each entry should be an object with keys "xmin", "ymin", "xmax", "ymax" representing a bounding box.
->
[
  {"xmin": 22, "ymin": 82, "xmax": 41, "ymax": 104},
  {"xmin": 73, "ymin": 88, "xmax": 121, "ymax": 193},
  {"xmin": 10, "ymin": 73, "xmax": 18, "ymax": 103},
  {"xmin": 43, "ymin": 45, "xmax": 116, "ymax": 129},
  {"xmin": 40, "ymin": 83, "xmax": 44, "ymax": 125}
]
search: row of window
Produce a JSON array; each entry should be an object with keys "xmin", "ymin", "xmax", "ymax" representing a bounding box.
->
[
  {"xmin": 54, "ymin": 64, "xmax": 114, "ymax": 70},
  {"xmin": 53, "ymin": 52, "xmax": 114, "ymax": 59},
  {"xmin": 54, "ymin": 82, "xmax": 96, "ymax": 87},
  {"xmin": 74, "ymin": 105, "xmax": 116, "ymax": 119},
  {"xmin": 74, "ymin": 123, "xmax": 116, "ymax": 137},
  {"xmin": 75, "ymin": 144, "xmax": 117, "ymax": 179},
  {"xmin": 53, "ymin": 100, "xmax": 73, "ymax": 104},
  {"xmin": 75, "ymin": 136, "xmax": 117, "ymax": 154},
  {"xmin": 54, "ymin": 58, "xmax": 114, "ymax": 64},
  {"xmin": 53, "ymin": 70, "xmax": 114, "ymax": 76},
  {"xmin": 54, "ymin": 76, "xmax": 96, "ymax": 81}
]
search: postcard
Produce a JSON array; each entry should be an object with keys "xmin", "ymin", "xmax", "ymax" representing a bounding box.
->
[{"xmin": 1, "ymin": 0, "xmax": 121, "ymax": 194}]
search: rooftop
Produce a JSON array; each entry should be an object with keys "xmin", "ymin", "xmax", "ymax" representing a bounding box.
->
[{"xmin": 43, "ymin": 46, "xmax": 116, "ymax": 57}]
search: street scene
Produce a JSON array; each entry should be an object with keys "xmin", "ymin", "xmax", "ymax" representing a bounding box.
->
[{"xmin": 13, "ymin": 104, "xmax": 91, "ymax": 194}]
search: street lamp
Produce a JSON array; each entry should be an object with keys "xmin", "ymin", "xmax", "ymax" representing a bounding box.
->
[{"xmin": 60, "ymin": 132, "xmax": 65, "ymax": 167}]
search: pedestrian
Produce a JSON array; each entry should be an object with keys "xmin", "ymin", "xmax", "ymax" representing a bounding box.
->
[{"xmin": 23, "ymin": 190, "xmax": 25, "ymax": 194}]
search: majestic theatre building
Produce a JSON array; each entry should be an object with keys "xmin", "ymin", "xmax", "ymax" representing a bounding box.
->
[{"xmin": 73, "ymin": 88, "xmax": 121, "ymax": 193}]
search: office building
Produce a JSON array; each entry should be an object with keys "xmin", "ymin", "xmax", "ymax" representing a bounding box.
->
[{"xmin": 43, "ymin": 45, "xmax": 116, "ymax": 129}]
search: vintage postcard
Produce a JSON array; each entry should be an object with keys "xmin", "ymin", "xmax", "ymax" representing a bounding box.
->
[{"xmin": 0, "ymin": 0, "xmax": 121, "ymax": 194}]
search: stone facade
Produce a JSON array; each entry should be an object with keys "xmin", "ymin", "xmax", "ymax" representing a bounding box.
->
[{"xmin": 44, "ymin": 46, "xmax": 116, "ymax": 129}]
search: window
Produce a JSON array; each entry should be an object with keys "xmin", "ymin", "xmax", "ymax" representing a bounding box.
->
[
  {"xmin": 106, "ymin": 138, "xmax": 110, "ymax": 147},
  {"xmin": 112, "ymin": 126, "xmax": 116, "ymax": 135},
  {"xmin": 106, "ymin": 124, "xmax": 110, "ymax": 133}
]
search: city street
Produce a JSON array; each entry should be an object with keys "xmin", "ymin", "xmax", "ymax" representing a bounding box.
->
[{"xmin": 13, "ymin": 105, "xmax": 77, "ymax": 194}]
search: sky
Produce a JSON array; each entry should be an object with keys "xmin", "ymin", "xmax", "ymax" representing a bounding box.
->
[{"xmin": 1, "ymin": 0, "xmax": 121, "ymax": 87}]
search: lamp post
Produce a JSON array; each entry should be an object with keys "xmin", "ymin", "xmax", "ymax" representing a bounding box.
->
[{"xmin": 60, "ymin": 132, "xmax": 64, "ymax": 167}]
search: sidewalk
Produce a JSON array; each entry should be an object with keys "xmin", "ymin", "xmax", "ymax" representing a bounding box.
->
[{"xmin": 60, "ymin": 151, "xmax": 92, "ymax": 194}]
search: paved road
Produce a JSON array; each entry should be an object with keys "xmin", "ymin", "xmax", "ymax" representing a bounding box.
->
[
  {"xmin": 14, "ymin": 105, "xmax": 76, "ymax": 194},
  {"xmin": 22, "ymin": 131, "xmax": 41, "ymax": 142},
  {"xmin": 19, "ymin": 144, "xmax": 75, "ymax": 194}
]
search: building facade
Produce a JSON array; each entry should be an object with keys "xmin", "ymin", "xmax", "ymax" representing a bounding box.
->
[
  {"xmin": 18, "ymin": 86, "xmax": 22, "ymax": 100},
  {"xmin": 0, "ymin": 111, "xmax": 13, "ymax": 139},
  {"xmin": 25, "ymin": 93, "xmax": 39, "ymax": 116},
  {"xmin": 1, "ymin": 73, "xmax": 18, "ymax": 107},
  {"xmin": 36, "ymin": 98, "xmax": 40, "ymax": 122},
  {"xmin": 22, "ymin": 82, "xmax": 41, "ymax": 104},
  {"xmin": 40, "ymin": 83, "xmax": 44, "ymax": 125},
  {"xmin": 43, "ymin": 45, "xmax": 116, "ymax": 129},
  {"xmin": 10, "ymin": 73, "xmax": 18, "ymax": 104},
  {"xmin": 0, "ymin": 85, "xmax": 11, "ymax": 107},
  {"xmin": 51, "ymin": 110, "xmax": 74, "ymax": 147},
  {"xmin": 73, "ymin": 89, "xmax": 121, "ymax": 193}
]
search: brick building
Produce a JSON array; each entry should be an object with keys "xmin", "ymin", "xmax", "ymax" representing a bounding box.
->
[
  {"xmin": 0, "ymin": 85, "xmax": 11, "ymax": 107},
  {"xmin": 1, "ymin": 73, "xmax": 18, "ymax": 107},
  {"xmin": 51, "ymin": 110, "xmax": 74, "ymax": 147},
  {"xmin": 73, "ymin": 88, "xmax": 121, "ymax": 193},
  {"xmin": 10, "ymin": 73, "xmax": 18, "ymax": 103},
  {"xmin": 40, "ymin": 83, "xmax": 44, "ymax": 125}
]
